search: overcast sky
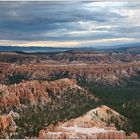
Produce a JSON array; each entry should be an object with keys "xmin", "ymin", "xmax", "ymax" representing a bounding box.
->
[{"xmin": 0, "ymin": 1, "xmax": 140, "ymax": 48}]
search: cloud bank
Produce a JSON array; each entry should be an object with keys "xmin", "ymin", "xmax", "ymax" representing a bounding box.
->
[{"xmin": 0, "ymin": 1, "xmax": 140, "ymax": 48}]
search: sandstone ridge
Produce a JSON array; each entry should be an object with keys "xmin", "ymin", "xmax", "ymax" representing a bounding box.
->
[{"xmin": 39, "ymin": 105, "xmax": 138, "ymax": 139}]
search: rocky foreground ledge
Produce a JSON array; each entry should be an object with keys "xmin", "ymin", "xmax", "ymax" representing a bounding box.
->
[{"xmin": 39, "ymin": 105, "xmax": 138, "ymax": 139}]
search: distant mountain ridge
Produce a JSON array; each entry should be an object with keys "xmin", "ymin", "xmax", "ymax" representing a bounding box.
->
[
  {"xmin": 0, "ymin": 46, "xmax": 68, "ymax": 53},
  {"xmin": 0, "ymin": 43, "xmax": 140, "ymax": 53}
]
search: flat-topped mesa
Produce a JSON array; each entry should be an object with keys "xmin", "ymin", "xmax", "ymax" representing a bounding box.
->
[{"xmin": 39, "ymin": 105, "xmax": 138, "ymax": 139}]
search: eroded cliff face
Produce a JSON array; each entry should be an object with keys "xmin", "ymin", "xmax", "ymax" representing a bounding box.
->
[
  {"xmin": 0, "ymin": 78, "xmax": 98, "ymax": 113},
  {"xmin": 0, "ymin": 111, "xmax": 19, "ymax": 138},
  {"xmin": 39, "ymin": 105, "xmax": 138, "ymax": 139},
  {"xmin": 0, "ymin": 51, "xmax": 140, "ymax": 87},
  {"xmin": 0, "ymin": 50, "xmax": 140, "ymax": 65},
  {"xmin": 0, "ymin": 51, "xmax": 139, "ymax": 138},
  {"xmin": 0, "ymin": 52, "xmax": 41, "ymax": 64},
  {"xmin": 50, "ymin": 51, "xmax": 140, "ymax": 63},
  {"xmin": 1, "ymin": 77, "xmax": 137, "ymax": 139},
  {"xmin": 1, "ymin": 61, "xmax": 140, "ymax": 86},
  {"xmin": 0, "ymin": 78, "xmax": 98, "ymax": 138}
]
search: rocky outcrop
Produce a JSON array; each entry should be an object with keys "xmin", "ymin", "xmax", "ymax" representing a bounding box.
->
[
  {"xmin": 0, "ymin": 78, "xmax": 99, "ymax": 138},
  {"xmin": 39, "ymin": 129, "xmax": 138, "ymax": 139},
  {"xmin": 0, "ymin": 51, "xmax": 139, "ymax": 138},
  {"xmin": 0, "ymin": 78, "xmax": 97, "ymax": 113},
  {"xmin": 2, "ymin": 61, "xmax": 140, "ymax": 86},
  {"xmin": 1, "ymin": 50, "xmax": 140, "ymax": 65},
  {"xmin": 0, "ymin": 111, "xmax": 19, "ymax": 138},
  {"xmin": 39, "ymin": 105, "xmax": 138, "ymax": 139},
  {"xmin": 0, "ymin": 51, "xmax": 140, "ymax": 86},
  {"xmin": 51, "ymin": 51, "xmax": 140, "ymax": 63},
  {"xmin": 0, "ymin": 52, "xmax": 41, "ymax": 65}
]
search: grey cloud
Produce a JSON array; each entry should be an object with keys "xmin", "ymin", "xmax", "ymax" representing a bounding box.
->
[{"xmin": 0, "ymin": 1, "xmax": 140, "ymax": 47}]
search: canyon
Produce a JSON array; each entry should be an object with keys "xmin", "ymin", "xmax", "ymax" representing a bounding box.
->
[{"xmin": 0, "ymin": 48, "xmax": 140, "ymax": 138}]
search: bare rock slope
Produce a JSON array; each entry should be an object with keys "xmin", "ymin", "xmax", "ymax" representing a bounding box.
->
[
  {"xmin": 0, "ymin": 78, "xmax": 98, "ymax": 138},
  {"xmin": 39, "ymin": 105, "xmax": 138, "ymax": 139}
]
